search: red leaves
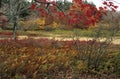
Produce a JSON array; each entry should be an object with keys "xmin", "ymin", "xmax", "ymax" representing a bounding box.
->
[
  {"xmin": 67, "ymin": 11, "xmax": 80, "ymax": 24},
  {"xmin": 38, "ymin": 8, "xmax": 44, "ymax": 11},
  {"xmin": 30, "ymin": 3, "xmax": 36, "ymax": 10},
  {"xmin": 40, "ymin": 10, "xmax": 48, "ymax": 17},
  {"xmin": 99, "ymin": 7, "xmax": 104, "ymax": 11},
  {"xmin": 111, "ymin": 8, "xmax": 116, "ymax": 12},
  {"xmin": 38, "ymin": 8, "xmax": 48, "ymax": 17},
  {"xmin": 68, "ymin": 0, "xmax": 102, "ymax": 27},
  {"xmin": 28, "ymin": 0, "xmax": 118, "ymax": 29},
  {"xmin": 57, "ymin": 11, "xmax": 64, "ymax": 17},
  {"xmin": 114, "ymin": 6, "xmax": 118, "ymax": 9},
  {"xmin": 102, "ymin": 0, "xmax": 118, "ymax": 12},
  {"xmin": 0, "ymin": 32, "xmax": 13, "ymax": 35},
  {"xmin": 103, "ymin": 1, "xmax": 107, "ymax": 5},
  {"xmin": 109, "ymin": 2, "xmax": 114, "ymax": 6}
]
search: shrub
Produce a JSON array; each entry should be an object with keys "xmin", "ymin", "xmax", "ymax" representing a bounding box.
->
[
  {"xmin": 18, "ymin": 18, "xmax": 61, "ymax": 31},
  {"xmin": 0, "ymin": 39, "xmax": 78, "ymax": 78},
  {"xmin": 0, "ymin": 39, "xmax": 119, "ymax": 78},
  {"xmin": 103, "ymin": 52, "xmax": 120, "ymax": 76},
  {"xmin": 18, "ymin": 18, "xmax": 45, "ymax": 31}
]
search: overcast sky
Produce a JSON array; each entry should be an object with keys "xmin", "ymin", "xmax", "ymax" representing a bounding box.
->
[{"xmin": 86, "ymin": 0, "xmax": 120, "ymax": 11}]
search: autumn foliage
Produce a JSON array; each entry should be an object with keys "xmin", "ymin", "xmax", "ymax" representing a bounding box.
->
[
  {"xmin": 0, "ymin": 0, "xmax": 120, "ymax": 78},
  {"xmin": 0, "ymin": 0, "xmax": 118, "ymax": 29},
  {"xmin": 29, "ymin": 0, "xmax": 117, "ymax": 29},
  {"xmin": 0, "ymin": 38, "xmax": 120, "ymax": 78}
]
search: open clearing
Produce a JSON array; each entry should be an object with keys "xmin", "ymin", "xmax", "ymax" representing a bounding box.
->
[{"xmin": 0, "ymin": 35, "xmax": 120, "ymax": 45}]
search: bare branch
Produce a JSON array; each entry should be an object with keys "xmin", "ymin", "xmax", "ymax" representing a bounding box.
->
[{"xmin": 33, "ymin": 0, "xmax": 65, "ymax": 14}]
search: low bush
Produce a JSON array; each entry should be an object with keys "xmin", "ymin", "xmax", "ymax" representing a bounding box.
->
[
  {"xmin": 18, "ymin": 18, "xmax": 60, "ymax": 31},
  {"xmin": 0, "ymin": 39, "xmax": 119, "ymax": 79}
]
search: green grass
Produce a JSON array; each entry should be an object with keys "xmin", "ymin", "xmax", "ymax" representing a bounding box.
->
[
  {"xmin": 0, "ymin": 28, "xmax": 120, "ymax": 38},
  {"xmin": 0, "ymin": 29, "xmax": 95, "ymax": 36}
]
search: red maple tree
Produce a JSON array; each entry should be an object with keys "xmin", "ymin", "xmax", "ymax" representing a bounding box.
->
[{"xmin": 0, "ymin": 0, "xmax": 118, "ymax": 29}]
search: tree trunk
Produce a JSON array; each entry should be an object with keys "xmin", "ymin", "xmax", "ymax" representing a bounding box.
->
[
  {"xmin": 0, "ymin": 0, "xmax": 2, "ymax": 8},
  {"xmin": 13, "ymin": 21, "xmax": 17, "ymax": 41},
  {"xmin": 13, "ymin": 17, "xmax": 17, "ymax": 41}
]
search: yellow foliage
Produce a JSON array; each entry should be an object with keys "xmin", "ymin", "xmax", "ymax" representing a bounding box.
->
[
  {"xmin": 18, "ymin": 18, "xmax": 46, "ymax": 30},
  {"xmin": 19, "ymin": 21, "xmax": 25, "ymax": 25},
  {"xmin": 88, "ymin": 23, "xmax": 98, "ymax": 29},
  {"xmin": 18, "ymin": 17, "xmax": 66, "ymax": 30},
  {"xmin": 33, "ymin": 18, "xmax": 46, "ymax": 29},
  {"xmin": 51, "ymin": 21, "xmax": 58, "ymax": 28},
  {"xmin": 49, "ymin": 21, "xmax": 60, "ymax": 29},
  {"xmin": 76, "ymin": 60, "xmax": 87, "ymax": 70},
  {"xmin": 34, "ymin": 18, "xmax": 45, "ymax": 25}
]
